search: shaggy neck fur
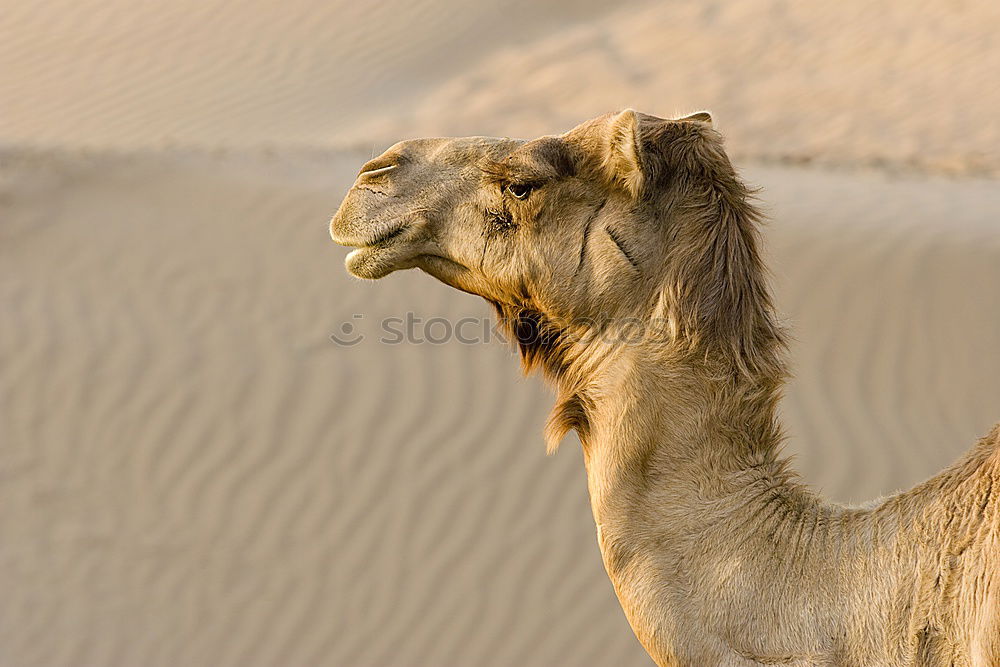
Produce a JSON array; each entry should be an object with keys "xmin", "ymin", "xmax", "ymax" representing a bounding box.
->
[{"xmin": 495, "ymin": 178, "xmax": 1000, "ymax": 666}]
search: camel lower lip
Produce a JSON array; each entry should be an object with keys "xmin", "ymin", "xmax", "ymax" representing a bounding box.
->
[{"xmin": 345, "ymin": 246, "xmax": 393, "ymax": 278}]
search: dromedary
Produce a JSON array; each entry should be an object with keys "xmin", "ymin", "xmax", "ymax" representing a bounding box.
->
[{"xmin": 330, "ymin": 110, "xmax": 1000, "ymax": 666}]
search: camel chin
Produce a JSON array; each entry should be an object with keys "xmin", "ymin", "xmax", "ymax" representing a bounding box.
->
[{"xmin": 343, "ymin": 245, "xmax": 402, "ymax": 279}]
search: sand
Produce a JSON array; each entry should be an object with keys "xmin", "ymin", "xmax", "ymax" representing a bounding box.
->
[
  {"xmin": 4, "ymin": 0, "xmax": 999, "ymax": 175},
  {"xmin": 3, "ymin": 148, "xmax": 999, "ymax": 666},
  {"xmin": 3, "ymin": 1, "xmax": 1000, "ymax": 665},
  {"xmin": 355, "ymin": 1, "xmax": 1000, "ymax": 177},
  {"xmin": 0, "ymin": 0, "xmax": 621, "ymax": 149}
]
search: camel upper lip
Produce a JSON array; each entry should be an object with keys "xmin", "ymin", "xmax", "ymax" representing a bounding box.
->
[{"xmin": 332, "ymin": 222, "xmax": 409, "ymax": 248}]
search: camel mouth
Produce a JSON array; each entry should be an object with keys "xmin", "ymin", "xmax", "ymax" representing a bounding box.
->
[
  {"xmin": 358, "ymin": 223, "xmax": 409, "ymax": 248},
  {"xmin": 340, "ymin": 222, "xmax": 418, "ymax": 279}
]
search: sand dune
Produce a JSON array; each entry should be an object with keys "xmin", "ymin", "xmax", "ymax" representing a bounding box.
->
[
  {"xmin": 353, "ymin": 1, "xmax": 1000, "ymax": 177},
  {"xmin": 0, "ymin": 0, "xmax": 623, "ymax": 149},
  {"xmin": 2, "ymin": 148, "xmax": 998, "ymax": 666},
  {"xmin": 4, "ymin": 0, "xmax": 998, "ymax": 176}
]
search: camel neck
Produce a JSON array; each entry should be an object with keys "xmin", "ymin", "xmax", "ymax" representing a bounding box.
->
[
  {"xmin": 569, "ymin": 338, "xmax": 983, "ymax": 664},
  {"xmin": 572, "ymin": 341, "xmax": 819, "ymax": 661},
  {"xmin": 577, "ymin": 343, "xmax": 791, "ymax": 529}
]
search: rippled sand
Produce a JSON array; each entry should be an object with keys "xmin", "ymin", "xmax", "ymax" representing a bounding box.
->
[
  {"xmin": 3, "ymin": 0, "xmax": 1000, "ymax": 663},
  {"xmin": 2, "ymin": 148, "xmax": 998, "ymax": 665}
]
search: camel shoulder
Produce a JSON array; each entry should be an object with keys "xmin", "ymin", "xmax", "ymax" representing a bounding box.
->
[
  {"xmin": 934, "ymin": 423, "xmax": 1000, "ymax": 528},
  {"xmin": 883, "ymin": 425, "xmax": 1000, "ymax": 531}
]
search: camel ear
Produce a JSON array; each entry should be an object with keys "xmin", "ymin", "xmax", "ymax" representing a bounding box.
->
[
  {"xmin": 677, "ymin": 110, "xmax": 713, "ymax": 126},
  {"xmin": 602, "ymin": 109, "xmax": 644, "ymax": 198}
]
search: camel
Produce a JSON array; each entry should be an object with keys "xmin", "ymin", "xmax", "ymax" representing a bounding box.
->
[{"xmin": 329, "ymin": 110, "xmax": 1000, "ymax": 666}]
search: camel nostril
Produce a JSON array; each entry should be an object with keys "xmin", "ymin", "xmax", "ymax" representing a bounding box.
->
[{"xmin": 358, "ymin": 164, "xmax": 397, "ymax": 179}]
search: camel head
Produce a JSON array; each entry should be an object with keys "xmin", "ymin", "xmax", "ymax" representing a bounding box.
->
[{"xmin": 331, "ymin": 110, "xmax": 776, "ymax": 386}]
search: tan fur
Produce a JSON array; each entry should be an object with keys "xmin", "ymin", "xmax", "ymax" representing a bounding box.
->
[{"xmin": 330, "ymin": 111, "xmax": 1000, "ymax": 666}]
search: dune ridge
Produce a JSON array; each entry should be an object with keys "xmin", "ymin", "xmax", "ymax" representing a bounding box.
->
[
  {"xmin": 350, "ymin": 1, "xmax": 1000, "ymax": 177},
  {"xmin": 3, "ymin": 1, "xmax": 998, "ymax": 176},
  {"xmin": 0, "ymin": 0, "xmax": 622, "ymax": 150}
]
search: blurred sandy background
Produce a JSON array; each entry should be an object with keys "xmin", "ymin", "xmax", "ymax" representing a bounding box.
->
[{"xmin": 2, "ymin": 1, "xmax": 999, "ymax": 665}]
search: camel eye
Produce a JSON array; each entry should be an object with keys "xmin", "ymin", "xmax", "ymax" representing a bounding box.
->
[{"xmin": 506, "ymin": 183, "xmax": 533, "ymax": 200}]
